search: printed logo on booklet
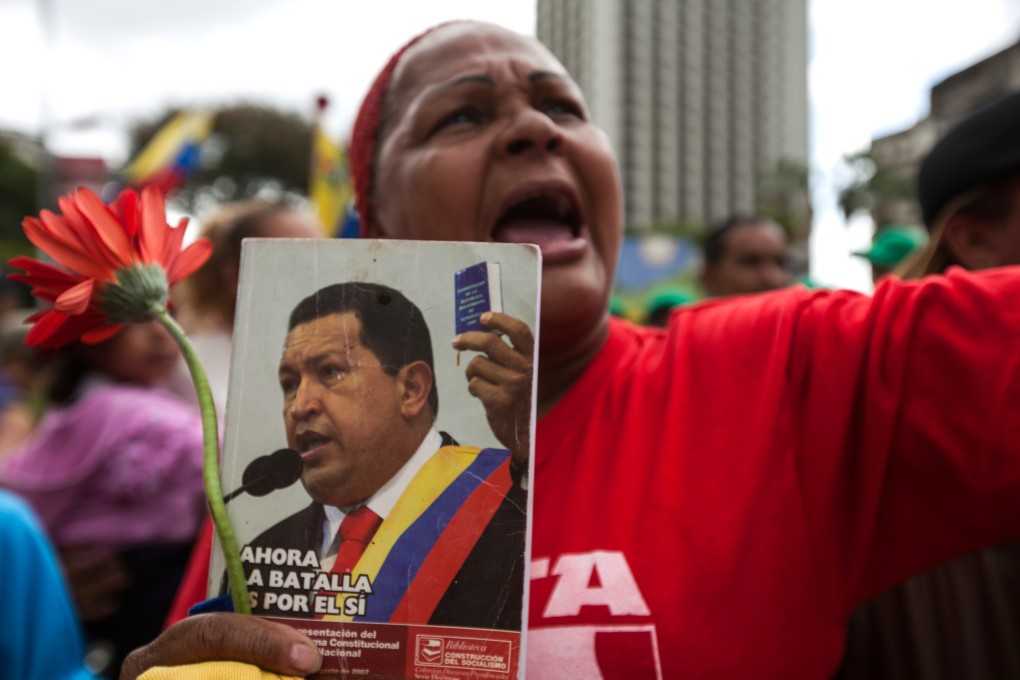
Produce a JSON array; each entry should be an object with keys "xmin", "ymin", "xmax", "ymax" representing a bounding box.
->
[
  {"xmin": 414, "ymin": 634, "xmax": 512, "ymax": 675},
  {"xmin": 416, "ymin": 637, "xmax": 445, "ymax": 665}
]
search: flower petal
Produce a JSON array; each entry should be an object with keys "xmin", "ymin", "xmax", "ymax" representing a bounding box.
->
[
  {"xmin": 8, "ymin": 256, "xmax": 81, "ymax": 285},
  {"xmin": 22, "ymin": 216, "xmax": 110, "ymax": 280},
  {"xmin": 24, "ymin": 309, "xmax": 49, "ymax": 324},
  {"xmin": 54, "ymin": 278, "xmax": 95, "ymax": 315},
  {"xmin": 73, "ymin": 187, "xmax": 135, "ymax": 266},
  {"xmin": 34, "ymin": 310, "xmax": 116, "ymax": 349},
  {"xmin": 38, "ymin": 209, "xmax": 114, "ymax": 277},
  {"xmin": 39, "ymin": 209, "xmax": 90, "ymax": 252},
  {"xmin": 162, "ymin": 218, "xmax": 189, "ymax": 269},
  {"xmin": 57, "ymin": 196, "xmax": 123, "ymax": 272},
  {"xmin": 139, "ymin": 187, "xmax": 170, "ymax": 264},
  {"xmin": 80, "ymin": 323, "xmax": 123, "ymax": 345},
  {"xmin": 167, "ymin": 237, "xmax": 212, "ymax": 284},
  {"xmin": 8, "ymin": 258, "xmax": 85, "ymax": 301},
  {"xmin": 24, "ymin": 310, "xmax": 68, "ymax": 347},
  {"xmin": 113, "ymin": 189, "xmax": 140, "ymax": 237}
]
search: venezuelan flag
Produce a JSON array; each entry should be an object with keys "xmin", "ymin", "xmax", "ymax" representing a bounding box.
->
[
  {"xmin": 309, "ymin": 124, "xmax": 351, "ymax": 237},
  {"xmin": 121, "ymin": 110, "xmax": 214, "ymax": 194}
]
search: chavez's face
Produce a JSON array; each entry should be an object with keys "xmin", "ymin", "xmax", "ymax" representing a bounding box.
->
[
  {"xmin": 278, "ymin": 312, "xmax": 407, "ymax": 507},
  {"xmin": 372, "ymin": 23, "xmax": 624, "ymax": 347}
]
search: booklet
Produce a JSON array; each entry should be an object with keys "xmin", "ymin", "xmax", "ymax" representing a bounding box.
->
[{"xmin": 210, "ymin": 239, "xmax": 540, "ymax": 679}]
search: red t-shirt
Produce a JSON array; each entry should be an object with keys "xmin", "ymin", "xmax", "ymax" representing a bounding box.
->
[
  {"xmin": 170, "ymin": 268, "xmax": 1020, "ymax": 678},
  {"xmin": 527, "ymin": 268, "xmax": 1020, "ymax": 678}
]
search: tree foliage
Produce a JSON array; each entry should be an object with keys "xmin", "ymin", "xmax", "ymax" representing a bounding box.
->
[
  {"xmin": 128, "ymin": 103, "xmax": 313, "ymax": 212},
  {"xmin": 0, "ymin": 139, "xmax": 37, "ymax": 262},
  {"xmin": 836, "ymin": 150, "xmax": 915, "ymax": 225},
  {"xmin": 757, "ymin": 157, "xmax": 812, "ymax": 241}
]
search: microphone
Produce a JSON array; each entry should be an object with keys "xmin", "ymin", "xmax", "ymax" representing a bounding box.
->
[{"xmin": 223, "ymin": 448, "xmax": 303, "ymax": 503}]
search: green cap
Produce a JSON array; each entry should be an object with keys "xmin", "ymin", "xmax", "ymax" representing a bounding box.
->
[
  {"xmin": 645, "ymin": 288, "xmax": 696, "ymax": 316},
  {"xmin": 853, "ymin": 224, "xmax": 928, "ymax": 267},
  {"xmin": 609, "ymin": 295, "xmax": 630, "ymax": 318}
]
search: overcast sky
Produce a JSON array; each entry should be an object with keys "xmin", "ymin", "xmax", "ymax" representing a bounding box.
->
[{"xmin": 0, "ymin": 0, "xmax": 1018, "ymax": 290}]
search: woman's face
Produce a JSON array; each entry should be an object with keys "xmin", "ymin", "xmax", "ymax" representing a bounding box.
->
[
  {"xmin": 372, "ymin": 23, "xmax": 623, "ymax": 347},
  {"xmin": 80, "ymin": 321, "xmax": 180, "ymax": 386}
]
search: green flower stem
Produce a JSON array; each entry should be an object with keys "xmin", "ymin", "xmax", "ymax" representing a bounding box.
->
[{"xmin": 154, "ymin": 307, "xmax": 251, "ymax": 615}]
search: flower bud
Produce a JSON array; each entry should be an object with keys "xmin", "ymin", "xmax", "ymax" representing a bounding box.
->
[{"xmin": 99, "ymin": 262, "xmax": 169, "ymax": 323}]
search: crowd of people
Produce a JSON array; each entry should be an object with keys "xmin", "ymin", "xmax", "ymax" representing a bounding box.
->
[
  {"xmin": 1, "ymin": 17, "xmax": 1019, "ymax": 680},
  {"xmin": 0, "ymin": 200, "xmax": 320, "ymax": 678}
]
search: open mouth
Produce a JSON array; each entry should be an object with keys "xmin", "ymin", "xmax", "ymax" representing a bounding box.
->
[
  {"xmin": 295, "ymin": 432, "xmax": 331, "ymax": 453},
  {"xmin": 493, "ymin": 191, "xmax": 582, "ymax": 245}
]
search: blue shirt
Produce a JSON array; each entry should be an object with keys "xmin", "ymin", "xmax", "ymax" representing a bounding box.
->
[{"xmin": 0, "ymin": 490, "xmax": 95, "ymax": 680}]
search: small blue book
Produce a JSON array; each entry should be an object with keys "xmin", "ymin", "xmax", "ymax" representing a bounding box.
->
[{"xmin": 454, "ymin": 261, "xmax": 502, "ymax": 334}]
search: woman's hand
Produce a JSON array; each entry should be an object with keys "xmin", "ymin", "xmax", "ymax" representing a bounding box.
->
[
  {"xmin": 120, "ymin": 613, "xmax": 321, "ymax": 679},
  {"xmin": 452, "ymin": 312, "xmax": 534, "ymax": 468}
]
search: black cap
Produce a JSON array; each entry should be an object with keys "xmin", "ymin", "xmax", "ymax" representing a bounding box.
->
[{"xmin": 918, "ymin": 89, "xmax": 1020, "ymax": 228}]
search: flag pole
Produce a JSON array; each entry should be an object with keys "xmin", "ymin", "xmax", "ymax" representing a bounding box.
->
[{"xmin": 35, "ymin": 0, "xmax": 56, "ymax": 212}]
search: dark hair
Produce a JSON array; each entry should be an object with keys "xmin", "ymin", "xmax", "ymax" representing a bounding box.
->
[
  {"xmin": 184, "ymin": 200, "xmax": 302, "ymax": 327},
  {"xmin": 44, "ymin": 352, "xmax": 85, "ymax": 405},
  {"xmin": 702, "ymin": 215, "xmax": 782, "ymax": 265},
  {"xmin": 899, "ymin": 174, "xmax": 1020, "ymax": 279},
  {"xmin": 918, "ymin": 90, "xmax": 1020, "ymax": 227},
  {"xmin": 288, "ymin": 282, "xmax": 438, "ymax": 417}
]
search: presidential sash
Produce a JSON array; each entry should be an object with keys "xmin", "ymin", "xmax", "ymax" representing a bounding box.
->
[{"xmin": 321, "ymin": 445, "xmax": 513, "ymax": 624}]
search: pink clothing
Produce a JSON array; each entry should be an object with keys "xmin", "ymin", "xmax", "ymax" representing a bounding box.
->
[{"xmin": 1, "ymin": 382, "xmax": 205, "ymax": 548}]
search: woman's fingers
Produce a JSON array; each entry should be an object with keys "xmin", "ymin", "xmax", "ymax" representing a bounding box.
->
[{"xmin": 120, "ymin": 613, "xmax": 321, "ymax": 680}]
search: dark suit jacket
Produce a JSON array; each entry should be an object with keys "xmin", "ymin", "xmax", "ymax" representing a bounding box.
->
[{"xmin": 234, "ymin": 440, "xmax": 526, "ymax": 631}]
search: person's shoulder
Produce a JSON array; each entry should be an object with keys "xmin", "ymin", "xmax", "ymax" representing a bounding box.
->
[
  {"xmin": 86, "ymin": 381, "xmax": 192, "ymax": 409},
  {"xmin": 0, "ymin": 488, "xmax": 35, "ymax": 524},
  {"xmin": 0, "ymin": 490, "xmax": 49, "ymax": 552},
  {"xmin": 81, "ymin": 382, "xmax": 202, "ymax": 432}
]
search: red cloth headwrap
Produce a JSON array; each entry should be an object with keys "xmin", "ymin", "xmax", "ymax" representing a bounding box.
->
[{"xmin": 350, "ymin": 22, "xmax": 456, "ymax": 236}]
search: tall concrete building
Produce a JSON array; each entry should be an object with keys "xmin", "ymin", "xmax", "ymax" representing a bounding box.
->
[{"xmin": 537, "ymin": 0, "xmax": 809, "ymax": 232}]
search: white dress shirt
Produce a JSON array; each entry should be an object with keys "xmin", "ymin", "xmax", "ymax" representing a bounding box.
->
[{"xmin": 318, "ymin": 427, "xmax": 443, "ymax": 569}]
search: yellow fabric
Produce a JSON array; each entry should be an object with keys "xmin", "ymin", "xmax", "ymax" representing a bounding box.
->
[
  {"xmin": 309, "ymin": 124, "xmax": 351, "ymax": 236},
  {"xmin": 138, "ymin": 661, "xmax": 301, "ymax": 680},
  {"xmin": 122, "ymin": 110, "xmax": 214, "ymax": 182}
]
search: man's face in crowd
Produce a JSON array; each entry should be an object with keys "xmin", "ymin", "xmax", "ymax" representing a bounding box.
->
[
  {"xmin": 702, "ymin": 221, "xmax": 791, "ymax": 297},
  {"xmin": 278, "ymin": 312, "xmax": 409, "ymax": 508},
  {"xmin": 370, "ymin": 22, "xmax": 624, "ymax": 345}
]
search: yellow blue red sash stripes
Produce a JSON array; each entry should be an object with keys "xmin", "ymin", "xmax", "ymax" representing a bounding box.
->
[{"xmin": 321, "ymin": 445, "xmax": 512, "ymax": 623}]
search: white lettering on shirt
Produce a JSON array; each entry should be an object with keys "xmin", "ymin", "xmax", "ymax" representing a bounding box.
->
[{"xmin": 539, "ymin": 550, "xmax": 651, "ymax": 618}]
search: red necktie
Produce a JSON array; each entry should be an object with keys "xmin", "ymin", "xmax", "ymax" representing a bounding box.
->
[{"xmin": 330, "ymin": 506, "xmax": 382, "ymax": 574}]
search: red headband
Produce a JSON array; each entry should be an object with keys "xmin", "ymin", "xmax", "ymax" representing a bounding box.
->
[{"xmin": 350, "ymin": 23, "xmax": 455, "ymax": 236}]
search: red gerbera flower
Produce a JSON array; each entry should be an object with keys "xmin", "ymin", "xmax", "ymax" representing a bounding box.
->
[{"xmin": 9, "ymin": 186, "xmax": 212, "ymax": 348}]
